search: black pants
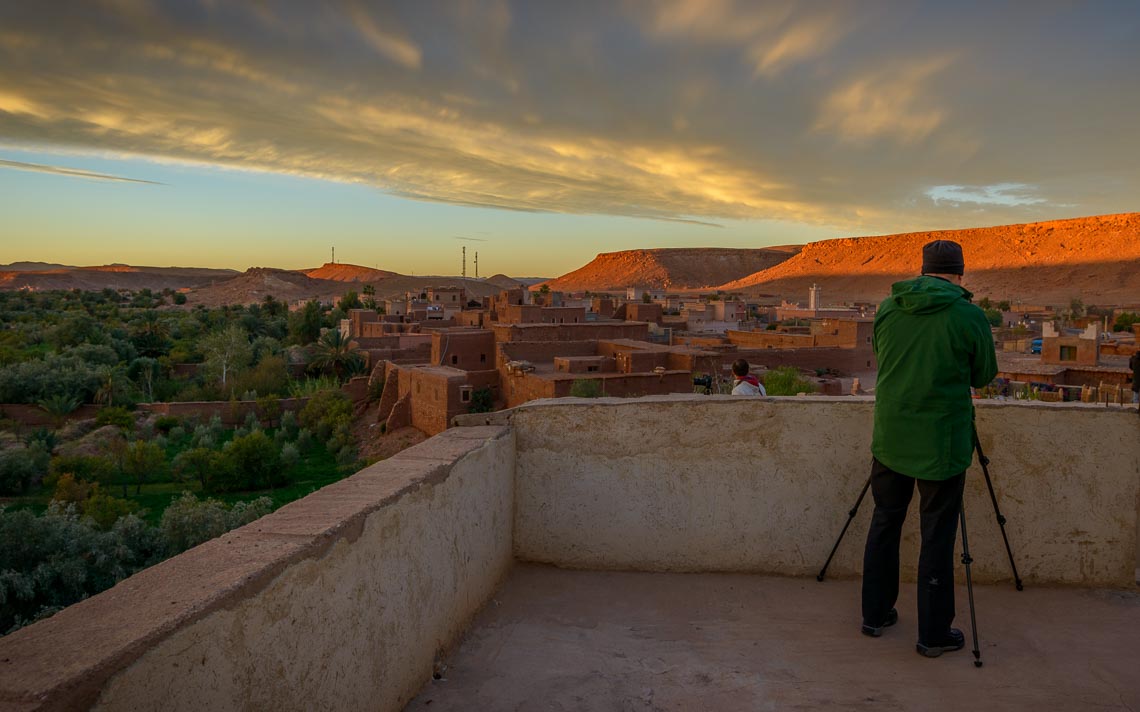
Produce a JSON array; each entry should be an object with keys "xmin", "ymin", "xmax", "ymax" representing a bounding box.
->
[{"xmin": 861, "ymin": 458, "xmax": 966, "ymax": 644}]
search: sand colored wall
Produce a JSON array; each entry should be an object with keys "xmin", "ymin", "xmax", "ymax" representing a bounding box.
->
[
  {"xmin": 0, "ymin": 427, "xmax": 513, "ymax": 712},
  {"xmin": 511, "ymin": 396, "xmax": 1140, "ymax": 587}
]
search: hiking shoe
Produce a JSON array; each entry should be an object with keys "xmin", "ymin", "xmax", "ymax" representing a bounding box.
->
[
  {"xmin": 861, "ymin": 608, "xmax": 898, "ymax": 637},
  {"xmin": 916, "ymin": 628, "xmax": 965, "ymax": 658}
]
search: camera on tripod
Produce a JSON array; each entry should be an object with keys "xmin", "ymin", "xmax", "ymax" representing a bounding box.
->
[{"xmin": 692, "ymin": 374, "xmax": 714, "ymax": 394}]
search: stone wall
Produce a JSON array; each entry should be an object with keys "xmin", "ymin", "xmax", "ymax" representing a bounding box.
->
[
  {"xmin": 511, "ymin": 396, "xmax": 1140, "ymax": 587},
  {"xmin": 0, "ymin": 427, "xmax": 514, "ymax": 712}
]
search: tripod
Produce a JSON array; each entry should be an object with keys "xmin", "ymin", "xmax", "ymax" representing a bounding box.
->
[{"xmin": 816, "ymin": 426, "xmax": 1023, "ymax": 667}]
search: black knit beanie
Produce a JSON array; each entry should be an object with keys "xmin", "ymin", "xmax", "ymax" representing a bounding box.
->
[{"xmin": 921, "ymin": 240, "xmax": 965, "ymax": 275}]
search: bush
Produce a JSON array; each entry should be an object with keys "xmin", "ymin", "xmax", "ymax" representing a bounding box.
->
[
  {"xmin": 280, "ymin": 443, "xmax": 299, "ymax": 470},
  {"xmin": 153, "ymin": 415, "xmax": 181, "ymax": 433},
  {"xmin": 296, "ymin": 428, "xmax": 313, "ymax": 451},
  {"xmin": 0, "ymin": 447, "xmax": 49, "ymax": 495},
  {"xmin": 468, "ymin": 387, "xmax": 494, "ymax": 413},
  {"xmin": 208, "ymin": 431, "xmax": 285, "ymax": 492},
  {"xmin": 763, "ymin": 367, "xmax": 818, "ymax": 396},
  {"xmin": 96, "ymin": 406, "xmax": 135, "ymax": 431},
  {"xmin": 159, "ymin": 492, "xmax": 273, "ymax": 554},
  {"xmin": 569, "ymin": 379, "xmax": 602, "ymax": 398},
  {"xmin": 298, "ymin": 389, "xmax": 352, "ymax": 432},
  {"xmin": 83, "ymin": 492, "xmax": 136, "ymax": 530},
  {"xmin": 279, "ymin": 410, "xmax": 298, "ymax": 439},
  {"xmin": 50, "ymin": 473, "xmax": 98, "ymax": 507},
  {"xmin": 0, "ymin": 505, "xmax": 162, "ymax": 634},
  {"xmin": 47, "ymin": 454, "xmax": 115, "ymax": 490}
]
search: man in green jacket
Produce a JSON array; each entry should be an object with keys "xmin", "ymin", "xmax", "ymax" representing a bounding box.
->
[{"xmin": 861, "ymin": 240, "xmax": 998, "ymax": 658}]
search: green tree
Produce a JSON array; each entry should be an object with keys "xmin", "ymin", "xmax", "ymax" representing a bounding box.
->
[
  {"xmin": 131, "ymin": 310, "xmax": 170, "ymax": 357},
  {"xmin": 308, "ymin": 329, "xmax": 364, "ymax": 379},
  {"xmin": 200, "ymin": 324, "xmax": 253, "ymax": 389},
  {"xmin": 288, "ymin": 300, "xmax": 323, "ymax": 345},
  {"xmin": 641, "ymin": 292, "xmax": 652, "ymax": 304},
  {"xmin": 997, "ymin": 300, "xmax": 1011, "ymax": 312},
  {"xmin": 977, "ymin": 297, "xmax": 992, "ymax": 310},
  {"xmin": 468, "ymin": 388, "xmax": 494, "ymax": 413},
  {"xmin": 1112, "ymin": 312, "xmax": 1139, "ymax": 332},
  {"xmin": 128, "ymin": 357, "xmax": 162, "ymax": 403},
  {"xmin": 159, "ymin": 492, "xmax": 273, "ymax": 554},
  {"xmin": 172, "ymin": 447, "xmax": 220, "ymax": 490},
  {"xmin": 983, "ymin": 308, "xmax": 1002, "ymax": 327},
  {"xmin": 212, "ymin": 431, "xmax": 284, "ymax": 492},
  {"xmin": 337, "ymin": 291, "xmax": 362, "ymax": 312},
  {"xmin": 37, "ymin": 393, "xmax": 80, "ymax": 430},
  {"xmin": 123, "ymin": 440, "xmax": 166, "ymax": 495}
]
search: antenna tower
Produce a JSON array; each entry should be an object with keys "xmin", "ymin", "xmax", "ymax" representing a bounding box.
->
[
  {"xmin": 462, "ymin": 246, "xmax": 466, "ymax": 279},
  {"xmin": 474, "ymin": 251, "xmax": 479, "ymax": 278},
  {"xmin": 331, "ymin": 246, "xmax": 335, "ymax": 264}
]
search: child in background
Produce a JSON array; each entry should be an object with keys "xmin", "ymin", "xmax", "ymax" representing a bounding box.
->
[{"xmin": 731, "ymin": 359, "xmax": 766, "ymax": 396}]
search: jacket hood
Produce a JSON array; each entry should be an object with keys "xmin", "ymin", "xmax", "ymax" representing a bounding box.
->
[{"xmin": 886, "ymin": 276, "xmax": 973, "ymax": 315}]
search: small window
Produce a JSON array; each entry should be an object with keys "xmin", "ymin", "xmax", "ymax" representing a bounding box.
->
[
  {"xmin": 451, "ymin": 355, "xmax": 458, "ymax": 365},
  {"xmin": 1059, "ymin": 345, "xmax": 1077, "ymax": 361},
  {"xmin": 461, "ymin": 388, "xmax": 471, "ymax": 403},
  {"xmin": 588, "ymin": 366, "xmax": 598, "ymax": 372},
  {"xmin": 866, "ymin": 336, "xmax": 871, "ymax": 344},
  {"xmin": 480, "ymin": 353, "xmax": 486, "ymax": 363}
]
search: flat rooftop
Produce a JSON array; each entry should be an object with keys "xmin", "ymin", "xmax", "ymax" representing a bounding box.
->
[{"xmin": 409, "ymin": 565, "xmax": 1140, "ymax": 711}]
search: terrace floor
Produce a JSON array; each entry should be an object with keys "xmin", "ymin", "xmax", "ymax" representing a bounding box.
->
[{"xmin": 408, "ymin": 564, "xmax": 1140, "ymax": 711}]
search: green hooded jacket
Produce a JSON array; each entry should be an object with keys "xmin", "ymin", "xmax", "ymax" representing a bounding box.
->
[{"xmin": 871, "ymin": 276, "xmax": 998, "ymax": 480}]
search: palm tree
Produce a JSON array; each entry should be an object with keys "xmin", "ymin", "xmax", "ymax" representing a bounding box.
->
[
  {"xmin": 308, "ymin": 329, "xmax": 364, "ymax": 380},
  {"xmin": 38, "ymin": 394, "xmax": 80, "ymax": 430}
]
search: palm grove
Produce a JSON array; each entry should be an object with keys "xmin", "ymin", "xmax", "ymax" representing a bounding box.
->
[{"xmin": 0, "ymin": 287, "xmax": 377, "ymax": 635}]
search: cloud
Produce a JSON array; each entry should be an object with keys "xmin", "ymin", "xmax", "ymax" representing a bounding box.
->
[
  {"xmin": 814, "ymin": 56, "xmax": 955, "ymax": 145},
  {"xmin": 0, "ymin": 0, "xmax": 1137, "ymax": 234},
  {"xmin": 639, "ymin": 0, "xmax": 852, "ymax": 78},
  {"xmin": 926, "ymin": 183, "xmax": 1048, "ymax": 207},
  {"xmin": 345, "ymin": 2, "xmax": 422, "ymax": 70},
  {"xmin": 0, "ymin": 158, "xmax": 162, "ymax": 184}
]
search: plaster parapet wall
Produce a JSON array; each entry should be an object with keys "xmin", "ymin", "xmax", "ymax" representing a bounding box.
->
[
  {"xmin": 0, "ymin": 426, "xmax": 514, "ymax": 712},
  {"xmin": 511, "ymin": 396, "xmax": 1140, "ymax": 587}
]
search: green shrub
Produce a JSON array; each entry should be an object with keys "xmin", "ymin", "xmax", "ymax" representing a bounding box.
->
[
  {"xmin": 159, "ymin": 492, "xmax": 273, "ymax": 555},
  {"xmin": 468, "ymin": 388, "xmax": 494, "ymax": 413},
  {"xmin": 0, "ymin": 447, "xmax": 49, "ymax": 495},
  {"xmin": 209, "ymin": 431, "xmax": 285, "ymax": 492},
  {"xmin": 95, "ymin": 406, "xmax": 135, "ymax": 431},
  {"xmin": 48, "ymin": 454, "xmax": 115, "ymax": 489},
  {"xmin": 298, "ymin": 389, "xmax": 352, "ymax": 432},
  {"xmin": 763, "ymin": 367, "xmax": 818, "ymax": 396},
  {"xmin": 82, "ymin": 492, "xmax": 137, "ymax": 530},
  {"xmin": 153, "ymin": 415, "xmax": 181, "ymax": 433},
  {"xmin": 569, "ymin": 379, "xmax": 602, "ymax": 398}
]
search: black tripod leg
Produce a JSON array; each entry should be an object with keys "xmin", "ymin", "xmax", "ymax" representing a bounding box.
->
[
  {"xmin": 817, "ymin": 475, "xmax": 871, "ymax": 582},
  {"xmin": 959, "ymin": 501, "xmax": 983, "ymax": 668},
  {"xmin": 974, "ymin": 429, "xmax": 1025, "ymax": 591}
]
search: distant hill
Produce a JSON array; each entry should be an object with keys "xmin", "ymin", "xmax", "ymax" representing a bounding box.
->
[
  {"xmin": 539, "ymin": 247, "xmax": 800, "ymax": 292},
  {"xmin": 301, "ymin": 262, "xmax": 401, "ymax": 282},
  {"xmin": 0, "ymin": 265, "xmax": 238, "ymax": 292},
  {"xmin": 717, "ymin": 213, "xmax": 1140, "ymax": 306},
  {"xmin": 0, "ymin": 261, "xmax": 72, "ymax": 271},
  {"xmin": 484, "ymin": 273, "xmax": 525, "ymax": 290},
  {"xmin": 187, "ymin": 268, "xmax": 342, "ymax": 306}
]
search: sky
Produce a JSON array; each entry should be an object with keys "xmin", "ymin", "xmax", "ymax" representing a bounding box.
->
[{"xmin": 1, "ymin": 1, "xmax": 1137, "ymax": 277}]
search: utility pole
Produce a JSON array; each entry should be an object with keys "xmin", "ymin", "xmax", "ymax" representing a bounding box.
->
[
  {"xmin": 462, "ymin": 246, "xmax": 466, "ymax": 279},
  {"xmin": 474, "ymin": 251, "xmax": 479, "ymax": 278},
  {"xmin": 331, "ymin": 246, "xmax": 335, "ymax": 265}
]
